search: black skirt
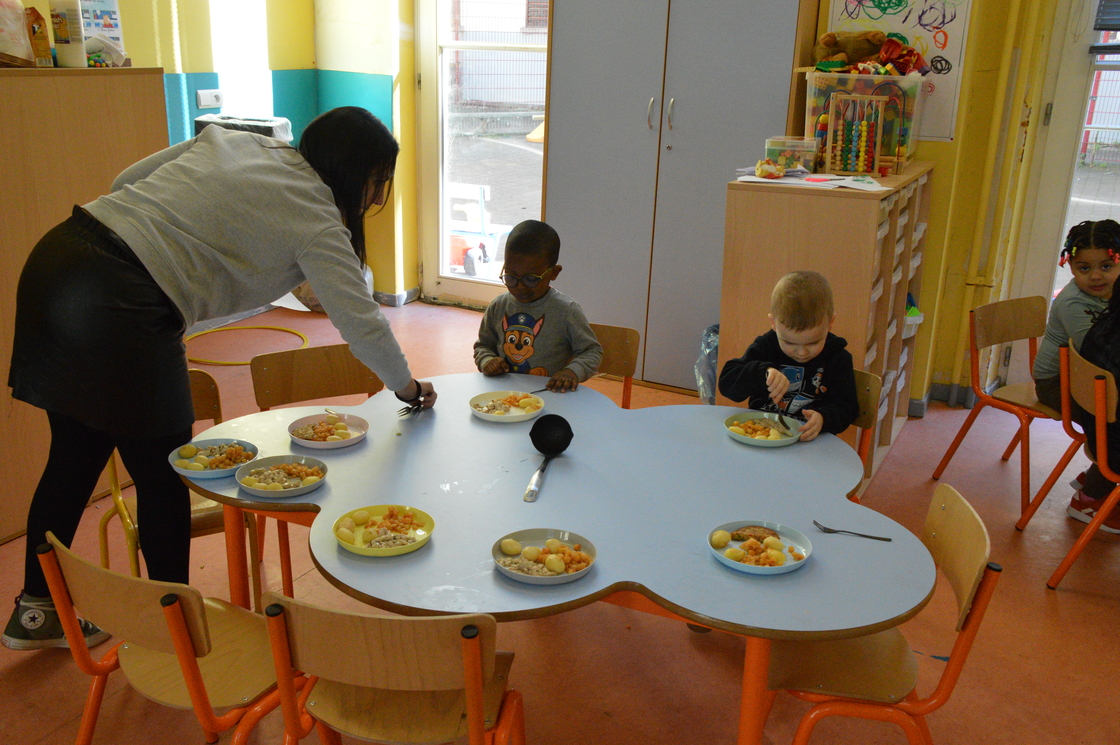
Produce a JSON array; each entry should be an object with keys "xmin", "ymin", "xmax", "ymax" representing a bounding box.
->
[{"xmin": 8, "ymin": 207, "xmax": 193, "ymax": 437}]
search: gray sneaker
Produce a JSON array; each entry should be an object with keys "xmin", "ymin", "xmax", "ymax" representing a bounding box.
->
[{"xmin": 1, "ymin": 594, "xmax": 111, "ymax": 651}]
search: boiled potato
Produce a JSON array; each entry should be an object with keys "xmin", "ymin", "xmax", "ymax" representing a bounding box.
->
[
  {"xmin": 336, "ymin": 527, "xmax": 355, "ymax": 544},
  {"xmin": 768, "ymin": 430, "xmax": 783, "ymax": 440},
  {"xmin": 241, "ymin": 476, "xmax": 259, "ymax": 487},
  {"xmin": 174, "ymin": 458, "xmax": 190, "ymax": 469},
  {"xmin": 336, "ymin": 429, "xmax": 351, "ymax": 439},
  {"xmin": 766, "ymin": 549, "xmax": 786, "ymax": 566},
  {"xmin": 724, "ymin": 547, "xmax": 746, "ymax": 562},
  {"xmin": 325, "ymin": 414, "xmax": 340, "ymax": 425},
  {"xmin": 545, "ymin": 538, "xmax": 563, "ymax": 553},
  {"xmin": 352, "ymin": 510, "xmax": 370, "ymax": 524},
  {"xmin": 192, "ymin": 454, "xmax": 210, "ymax": 467},
  {"xmin": 710, "ymin": 530, "xmax": 731, "ymax": 548},
  {"xmin": 266, "ymin": 483, "xmax": 284, "ymax": 491},
  {"xmin": 729, "ymin": 426, "xmax": 747, "ymax": 436},
  {"xmin": 178, "ymin": 444, "xmax": 198, "ymax": 458},
  {"xmin": 544, "ymin": 554, "xmax": 566, "ymax": 574},
  {"xmin": 334, "ymin": 421, "xmax": 348, "ymax": 431},
  {"xmin": 518, "ymin": 398, "xmax": 535, "ymax": 409},
  {"xmin": 338, "ymin": 517, "xmax": 355, "ymax": 532},
  {"xmin": 186, "ymin": 462, "xmax": 206, "ymax": 472},
  {"xmin": 763, "ymin": 536, "xmax": 784, "ymax": 551},
  {"xmin": 326, "ymin": 435, "xmax": 343, "ymax": 442},
  {"xmin": 301, "ymin": 476, "xmax": 320, "ymax": 487},
  {"xmin": 521, "ymin": 545, "xmax": 541, "ymax": 561},
  {"xmin": 500, "ymin": 538, "xmax": 522, "ymax": 556}
]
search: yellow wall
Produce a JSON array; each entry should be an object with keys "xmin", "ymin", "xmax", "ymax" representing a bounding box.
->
[{"xmin": 268, "ymin": 0, "xmax": 315, "ymax": 70}]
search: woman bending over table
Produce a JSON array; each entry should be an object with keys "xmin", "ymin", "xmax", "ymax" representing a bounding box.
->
[{"xmin": 3, "ymin": 107, "xmax": 436, "ymax": 651}]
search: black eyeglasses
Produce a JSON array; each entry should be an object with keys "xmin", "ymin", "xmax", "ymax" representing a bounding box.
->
[{"xmin": 499, "ymin": 266, "xmax": 555, "ymax": 289}]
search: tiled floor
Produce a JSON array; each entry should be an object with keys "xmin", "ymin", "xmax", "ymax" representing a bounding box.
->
[{"xmin": 1, "ymin": 301, "xmax": 1116, "ymax": 744}]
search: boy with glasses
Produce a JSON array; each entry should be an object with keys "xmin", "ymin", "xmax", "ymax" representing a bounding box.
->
[{"xmin": 474, "ymin": 220, "xmax": 603, "ymax": 391}]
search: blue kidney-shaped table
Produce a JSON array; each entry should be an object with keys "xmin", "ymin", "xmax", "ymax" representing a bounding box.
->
[{"xmin": 186, "ymin": 372, "xmax": 936, "ymax": 745}]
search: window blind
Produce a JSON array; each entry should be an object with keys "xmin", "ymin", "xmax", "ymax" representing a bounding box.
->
[{"xmin": 1096, "ymin": 0, "xmax": 1120, "ymax": 30}]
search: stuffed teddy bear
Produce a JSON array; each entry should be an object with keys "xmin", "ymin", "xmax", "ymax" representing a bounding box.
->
[{"xmin": 812, "ymin": 30, "xmax": 887, "ymax": 65}]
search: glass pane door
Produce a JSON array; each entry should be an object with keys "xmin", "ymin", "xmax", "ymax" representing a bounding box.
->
[{"xmin": 418, "ymin": 0, "xmax": 547, "ymax": 304}]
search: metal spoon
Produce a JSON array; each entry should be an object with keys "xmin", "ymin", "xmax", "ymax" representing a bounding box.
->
[{"xmin": 812, "ymin": 520, "xmax": 892, "ymax": 541}]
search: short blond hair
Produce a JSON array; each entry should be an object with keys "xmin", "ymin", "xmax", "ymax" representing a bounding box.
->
[{"xmin": 771, "ymin": 271, "xmax": 834, "ymax": 331}]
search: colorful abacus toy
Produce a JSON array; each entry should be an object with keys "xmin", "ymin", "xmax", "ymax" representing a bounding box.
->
[{"xmin": 823, "ymin": 93, "xmax": 886, "ymax": 177}]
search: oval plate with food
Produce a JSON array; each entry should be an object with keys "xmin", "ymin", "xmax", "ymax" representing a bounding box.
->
[
  {"xmin": 492, "ymin": 528, "xmax": 596, "ymax": 585},
  {"xmin": 169, "ymin": 439, "xmax": 258, "ymax": 479},
  {"xmin": 236, "ymin": 454, "xmax": 328, "ymax": 498},
  {"xmin": 332, "ymin": 504, "xmax": 435, "ymax": 557},
  {"xmin": 707, "ymin": 520, "xmax": 812, "ymax": 575},
  {"xmin": 724, "ymin": 410, "xmax": 799, "ymax": 448},
  {"xmin": 288, "ymin": 412, "xmax": 369, "ymax": 450},
  {"xmin": 469, "ymin": 391, "xmax": 545, "ymax": 423}
]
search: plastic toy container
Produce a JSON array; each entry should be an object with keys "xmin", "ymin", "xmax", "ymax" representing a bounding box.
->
[
  {"xmin": 764, "ymin": 137, "xmax": 818, "ymax": 171},
  {"xmin": 805, "ymin": 72, "xmax": 925, "ymax": 173}
]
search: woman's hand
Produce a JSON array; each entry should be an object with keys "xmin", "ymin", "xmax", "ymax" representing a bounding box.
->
[{"xmin": 394, "ymin": 379, "xmax": 438, "ymax": 409}]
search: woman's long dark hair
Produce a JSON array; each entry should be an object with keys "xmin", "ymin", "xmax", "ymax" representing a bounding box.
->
[{"xmin": 298, "ymin": 107, "xmax": 399, "ymax": 264}]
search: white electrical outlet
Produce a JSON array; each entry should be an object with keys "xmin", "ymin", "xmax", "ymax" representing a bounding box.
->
[{"xmin": 196, "ymin": 89, "xmax": 223, "ymax": 109}]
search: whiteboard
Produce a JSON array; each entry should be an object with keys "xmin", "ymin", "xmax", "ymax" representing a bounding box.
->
[{"xmin": 829, "ymin": 0, "xmax": 973, "ymax": 142}]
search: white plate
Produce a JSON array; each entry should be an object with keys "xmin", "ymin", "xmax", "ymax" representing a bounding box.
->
[
  {"xmin": 724, "ymin": 411, "xmax": 799, "ymax": 448},
  {"xmin": 492, "ymin": 528, "xmax": 596, "ymax": 585},
  {"xmin": 469, "ymin": 391, "xmax": 545, "ymax": 422},
  {"xmin": 288, "ymin": 413, "xmax": 369, "ymax": 449},
  {"xmin": 168, "ymin": 439, "xmax": 258, "ymax": 479},
  {"xmin": 236, "ymin": 455, "xmax": 328, "ymax": 498},
  {"xmin": 708, "ymin": 521, "xmax": 812, "ymax": 575}
]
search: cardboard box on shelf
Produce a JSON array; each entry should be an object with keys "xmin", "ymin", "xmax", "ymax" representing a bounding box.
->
[
  {"xmin": 49, "ymin": 0, "xmax": 127, "ymax": 68},
  {"xmin": 25, "ymin": 8, "xmax": 53, "ymax": 68}
]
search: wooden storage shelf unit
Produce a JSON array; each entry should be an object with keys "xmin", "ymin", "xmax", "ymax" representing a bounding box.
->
[{"xmin": 718, "ymin": 162, "xmax": 934, "ymax": 472}]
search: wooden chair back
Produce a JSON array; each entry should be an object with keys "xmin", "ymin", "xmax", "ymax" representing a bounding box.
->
[
  {"xmin": 1068, "ymin": 344, "xmax": 1118, "ymax": 425},
  {"xmin": 971, "ymin": 296, "xmax": 1047, "ymax": 351},
  {"xmin": 249, "ymin": 343, "xmax": 384, "ymax": 410},
  {"xmin": 45, "ymin": 532, "xmax": 210, "ymax": 655},
  {"xmin": 921, "ymin": 484, "xmax": 991, "ymax": 632},
  {"xmin": 589, "ymin": 323, "xmax": 640, "ymax": 408},
  {"xmin": 851, "ymin": 369, "xmax": 882, "ymax": 481},
  {"xmin": 189, "ymin": 368, "xmax": 223, "ymax": 424},
  {"xmin": 262, "ymin": 591, "xmax": 497, "ymax": 689}
]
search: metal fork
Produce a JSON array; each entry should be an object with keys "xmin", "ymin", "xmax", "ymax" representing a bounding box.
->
[
  {"xmin": 397, "ymin": 402, "xmax": 425, "ymax": 417},
  {"xmin": 812, "ymin": 520, "xmax": 892, "ymax": 541}
]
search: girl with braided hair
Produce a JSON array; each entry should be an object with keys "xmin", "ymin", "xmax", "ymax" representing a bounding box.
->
[{"xmin": 1031, "ymin": 220, "xmax": 1120, "ymax": 532}]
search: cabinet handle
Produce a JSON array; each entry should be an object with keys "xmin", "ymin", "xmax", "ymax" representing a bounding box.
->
[
  {"xmin": 667, "ymin": 98, "xmax": 675, "ymax": 130},
  {"xmin": 647, "ymin": 98, "xmax": 655, "ymax": 129}
]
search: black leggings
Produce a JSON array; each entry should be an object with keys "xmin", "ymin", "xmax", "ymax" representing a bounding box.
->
[{"xmin": 24, "ymin": 411, "xmax": 193, "ymax": 597}]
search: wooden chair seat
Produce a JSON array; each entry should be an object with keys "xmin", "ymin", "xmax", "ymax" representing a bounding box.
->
[
  {"xmin": 990, "ymin": 380, "xmax": 1058, "ymax": 419},
  {"xmin": 769, "ymin": 628, "xmax": 918, "ymax": 704},
  {"xmin": 307, "ymin": 652, "xmax": 514, "ymax": 744},
  {"xmin": 119, "ymin": 598, "xmax": 275, "ymax": 710}
]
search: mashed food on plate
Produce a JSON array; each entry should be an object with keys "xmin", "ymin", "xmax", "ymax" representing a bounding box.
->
[
  {"xmin": 473, "ymin": 393, "xmax": 540, "ymax": 415},
  {"xmin": 497, "ymin": 539, "xmax": 592, "ymax": 576}
]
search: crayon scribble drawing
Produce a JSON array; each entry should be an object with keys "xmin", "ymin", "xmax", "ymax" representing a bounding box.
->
[{"xmin": 830, "ymin": 0, "xmax": 973, "ymax": 141}]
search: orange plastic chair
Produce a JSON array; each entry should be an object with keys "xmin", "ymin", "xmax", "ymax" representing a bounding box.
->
[
  {"xmin": 932, "ymin": 296, "xmax": 1064, "ymax": 514},
  {"xmin": 847, "ymin": 369, "xmax": 883, "ymax": 502},
  {"xmin": 1045, "ymin": 344, "xmax": 1120, "ymax": 588},
  {"xmin": 589, "ymin": 323, "xmax": 640, "ymax": 409},
  {"xmin": 765, "ymin": 484, "xmax": 1001, "ymax": 744},
  {"xmin": 248, "ymin": 343, "xmax": 385, "ymax": 603},
  {"xmin": 97, "ymin": 368, "xmax": 228, "ymax": 575},
  {"xmin": 263, "ymin": 591, "xmax": 526, "ymax": 745},
  {"xmin": 38, "ymin": 532, "xmax": 280, "ymax": 745}
]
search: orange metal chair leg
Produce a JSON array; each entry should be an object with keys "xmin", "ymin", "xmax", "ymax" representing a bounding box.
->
[
  {"xmin": 278, "ymin": 521, "xmax": 295, "ymax": 597},
  {"xmin": 1016, "ymin": 436, "xmax": 1083, "ymax": 530},
  {"xmin": 621, "ymin": 376, "xmax": 633, "ymax": 410},
  {"xmin": 932, "ymin": 402, "xmax": 986, "ymax": 480},
  {"xmin": 1048, "ymin": 484, "xmax": 1120, "ymax": 588},
  {"xmin": 737, "ymin": 636, "xmax": 771, "ymax": 745}
]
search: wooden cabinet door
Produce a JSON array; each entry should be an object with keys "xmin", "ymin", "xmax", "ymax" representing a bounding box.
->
[
  {"xmin": 644, "ymin": 0, "xmax": 800, "ymax": 388},
  {"xmin": 543, "ymin": 0, "xmax": 670, "ymax": 377}
]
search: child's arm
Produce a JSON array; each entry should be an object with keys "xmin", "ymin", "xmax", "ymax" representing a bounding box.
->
[
  {"xmin": 718, "ymin": 337, "xmax": 777, "ymax": 405},
  {"xmin": 473, "ymin": 303, "xmax": 508, "ymax": 375},
  {"xmin": 801, "ymin": 350, "xmax": 859, "ymax": 438},
  {"xmin": 561, "ymin": 306, "xmax": 604, "ymax": 383}
]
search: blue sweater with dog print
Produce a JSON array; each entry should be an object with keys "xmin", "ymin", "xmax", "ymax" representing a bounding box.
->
[{"xmin": 474, "ymin": 289, "xmax": 603, "ymax": 381}]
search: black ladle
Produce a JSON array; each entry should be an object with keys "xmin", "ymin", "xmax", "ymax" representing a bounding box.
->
[{"xmin": 524, "ymin": 414, "xmax": 573, "ymax": 502}]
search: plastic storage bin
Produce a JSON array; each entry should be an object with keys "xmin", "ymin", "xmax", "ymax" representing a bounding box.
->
[
  {"xmin": 804, "ymin": 72, "xmax": 925, "ymax": 173},
  {"xmin": 765, "ymin": 137, "xmax": 818, "ymax": 171}
]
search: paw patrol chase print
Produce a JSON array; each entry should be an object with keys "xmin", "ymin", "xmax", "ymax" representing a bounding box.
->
[{"xmin": 502, "ymin": 312, "xmax": 549, "ymax": 376}]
